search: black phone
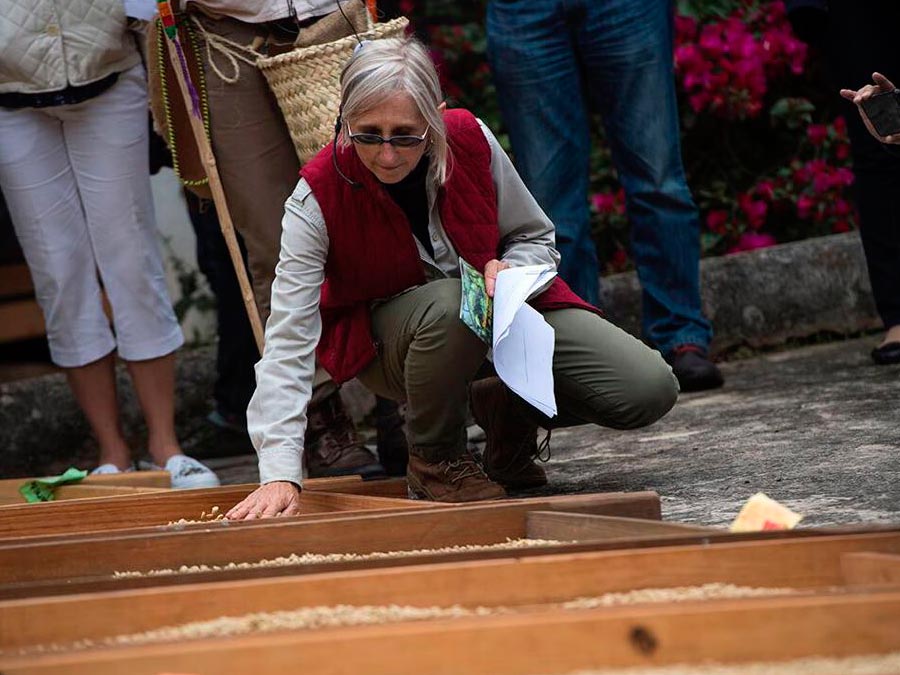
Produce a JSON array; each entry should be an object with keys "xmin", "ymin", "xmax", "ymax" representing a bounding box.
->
[{"xmin": 860, "ymin": 89, "xmax": 900, "ymax": 137}]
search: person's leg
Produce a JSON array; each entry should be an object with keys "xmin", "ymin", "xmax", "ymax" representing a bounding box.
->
[
  {"xmin": 0, "ymin": 103, "xmax": 130, "ymax": 469},
  {"xmin": 359, "ymin": 280, "xmax": 488, "ymax": 458},
  {"xmin": 827, "ymin": 0, "xmax": 900, "ymax": 353},
  {"xmin": 65, "ymin": 354, "xmax": 132, "ymax": 470},
  {"xmin": 61, "ymin": 66, "xmax": 217, "ymax": 487},
  {"xmin": 577, "ymin": 0, "xmax": 714, "ymax": 359},
  {"xmin": 472, "ymin": 307, "xmax": 677, "ymax": 490},
  {"xmin": 124, "ymin": 353, "xmax": 180, "ymax": 465},
  {"xmin": 123, "ymin": 352, "xmax": 221, "ymax": 489},
  {"xmin": 486, "ymin": 0, "xmax": 600, "ymax": 305},
  {"xmin": 62, "ymin": 65, "xmax": 184, "ymax": 365},
  {"xmin": 540, "ymin": 308, "xmax": 679, "ymax": 431},
  {"xmin": 0, "ymin": 107, "xmax": 117, "ymax": 369},
  {"xmin": 357, "ymin": 279, "xmax": 504, "ymax": 501},
  {"xmin": 184, "ymin": 191, "xmax": 257, "ymax": 427},
  {"xmin": 303, "ymin": 378, "xmax": 385, "ymax": 479},
  {"xmin": 373, "ymin": 394, "xmax": 409, "ymax": 477},
  {"xmin": 193, "ymin": 13, "xmax": 301, "ymax": 322}
]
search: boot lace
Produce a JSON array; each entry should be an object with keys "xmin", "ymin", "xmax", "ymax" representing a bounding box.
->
[
  {"xmin": 536, "ymin": 429, "xmax": 552, "ymax": 463},
  {"xmin": 441, "ymin": 454, "xmax": 489, "ymax": 484},
  {"xmin": 493, "ymin": 428, "xmax": 552, "ymax": 475}
]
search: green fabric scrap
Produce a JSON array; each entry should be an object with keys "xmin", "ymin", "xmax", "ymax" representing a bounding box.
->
[{"xmin": 18, "ymin": 467, "xmax": 89, "ymax": 503}]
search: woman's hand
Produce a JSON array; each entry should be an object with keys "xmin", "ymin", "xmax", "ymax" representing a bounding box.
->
[
  {"xmin": 226, "ymin": 481, "xmax": 302, "ymax": 520},
  {"xmin": 840, "ymin": 72, "xmax": 900, "ymax": 144},
  {"xmin": 484, "ymin": 259, "xmax": 510, "ymax": 298}
]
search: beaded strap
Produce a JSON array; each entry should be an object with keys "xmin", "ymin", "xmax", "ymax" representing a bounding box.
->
[{"xmin": 156, "ymin": 16, "xmax": 210, "ymax": 188}]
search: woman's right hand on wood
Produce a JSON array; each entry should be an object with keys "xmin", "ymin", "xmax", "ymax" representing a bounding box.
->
[{"xmin": 226, "ymin": 481, "xmax": 302, "ymax": 520}]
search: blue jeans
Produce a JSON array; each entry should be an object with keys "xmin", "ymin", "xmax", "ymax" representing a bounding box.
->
[{"xmin": 487, "ymin": 0, "xmax": 713, "ymax": 355}]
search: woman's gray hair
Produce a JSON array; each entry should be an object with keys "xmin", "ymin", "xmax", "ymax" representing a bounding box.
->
[{"xmin": 338, "ymin": 37, "xmax": 450, "ymax": 185}]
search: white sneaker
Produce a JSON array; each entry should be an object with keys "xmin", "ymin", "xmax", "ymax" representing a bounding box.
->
[
  {"xmin": 164, "ymin": 454, "xmax": 221, "ymax": 489},
  {"xmin": 90, "ymin": 463, "xmax": 135, "ymax": 475}
]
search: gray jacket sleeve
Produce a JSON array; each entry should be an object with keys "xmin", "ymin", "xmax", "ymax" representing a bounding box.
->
[{"xmin": 246, "ymin": 179, "xmax": 329, "ymax": 487}]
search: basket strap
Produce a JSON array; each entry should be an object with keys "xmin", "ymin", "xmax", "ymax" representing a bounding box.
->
[{"xmin": 189, "ymin": 15, "xmax": 262, "ymax": 84}]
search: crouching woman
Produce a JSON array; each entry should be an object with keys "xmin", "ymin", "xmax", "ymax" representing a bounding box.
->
[{"xmin": 228, "ymin": 38, "xmax": 678, "ymax": 517}]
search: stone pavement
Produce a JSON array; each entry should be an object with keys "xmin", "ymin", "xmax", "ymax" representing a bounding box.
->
[{"xmin": 207, "ymin": 335, "xmax": 899, "ymax": 528}]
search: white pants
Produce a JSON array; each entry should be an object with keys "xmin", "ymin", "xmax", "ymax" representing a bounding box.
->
[{"xmin": 0, "ymin": 65, "xmax": 183, "ymax": 367}]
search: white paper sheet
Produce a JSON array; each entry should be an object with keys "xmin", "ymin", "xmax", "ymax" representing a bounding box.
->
[
  {"xmin": 492, "ymin": 264, "xmax": 558, "ymax": 418},
  {"xmin": 123, "ymin": 0, "xmax": 158, "ymax": 20}
]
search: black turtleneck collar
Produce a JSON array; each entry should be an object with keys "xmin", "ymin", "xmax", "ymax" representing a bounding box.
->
[{"xmin": 382, "ymin": 156, "xmax": 433, "ymax": 258}]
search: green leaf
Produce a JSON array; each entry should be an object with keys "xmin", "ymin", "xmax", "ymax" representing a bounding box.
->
[
  {"xmin": 700, "ymin": 231, "xmax": 724, "ymax": 255},
  {"xmin": 769, "ymin": 97, "xmax": 816, "ymax": 130}
]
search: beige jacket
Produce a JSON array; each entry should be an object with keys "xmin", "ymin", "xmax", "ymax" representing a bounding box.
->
[
  {"xmin": 182, "ymin": 0, "xmax": 337, "ymax": 23},
  {"xmin": 0, "ymin": 0, "xmax": 141, "ymax": 94}
]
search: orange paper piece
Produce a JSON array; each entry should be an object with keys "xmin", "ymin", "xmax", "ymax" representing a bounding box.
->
[{"xmin": 730, "ymin": 492, "xmax": 803, "ymax": 533}]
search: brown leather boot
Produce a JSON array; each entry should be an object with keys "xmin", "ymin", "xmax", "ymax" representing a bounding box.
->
[
  {"xmin": 407, "ymin": 451, "xmax": 506, "ymax": 502},
  {"xmin": 305, "ymin": 388, "xmax": 385, "ymax": 479},
  {"xmin": 469, "ymin": 376, "xmax": 548, "ymax": 490}
]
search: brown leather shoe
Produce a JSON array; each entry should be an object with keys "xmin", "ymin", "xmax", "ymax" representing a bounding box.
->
[
  {"xmin": 407, "ymin": 451, "xmax": 506, "ymax": 502},
  {"xmin": 469, "ymin": 377, "xmax": 548, "ymax": 490},
  {"xmin": 305, "ymin": 389, "xmax": 385, "ymax": 479}
]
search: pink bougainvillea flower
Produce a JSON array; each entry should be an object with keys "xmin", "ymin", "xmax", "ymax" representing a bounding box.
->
[
  {"xmin": 806, "ymin": 123, "xmax": 828, "ymax": 146},
  {"xmin": 813, "ymin": 172, "xmax": 833, "ymax": 194},
  {"xmin": 727, "ymin": 232, "xmax": 777, "ymax": 254},
  {"xmin": 755, "ymin": 180, "xmax": 776, "ymax": 201},
  {"xmin": 832, "ymin": 198, "xmax": 851, "ymax": 216},
  {"xmin": 706, "ymin": 209, "xmax": 729, "ymax": 234},
  {"xmin": 832, "ymin": 220, "xmax": 851, "ymax": 233},
  {"xmin": 835, "ymin": 167, "xmax": 855, "ymax": 186},
  {"xmin": 833, "ymin": 115, "xmax": 848, "ymax": 137},
  {"xmin": 738, "ymin": 193, "xmax": 768, "ymax": 229},
  {"xmin": 675, "ymin": 14, "xmax": 698, "ymax": 42},
  {"xmin": 591, "ymin": 192, "xmax": 618, "ymax": 214},
  {"xmin": 673, "ymin": 1, "xmax": 807, "ymax": 120},
  {"xmin": 796, "ymin": 194, "xmax": 815, "ymax": 219},
  {"xmin": 610, "ymin": 248, "xmax": 629, "ymax": 269}
]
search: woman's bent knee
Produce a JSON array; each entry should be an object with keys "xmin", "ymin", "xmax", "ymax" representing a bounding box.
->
[{"xmin": 621, "ymin": 353, "xmax": 679, "ymax": 429}]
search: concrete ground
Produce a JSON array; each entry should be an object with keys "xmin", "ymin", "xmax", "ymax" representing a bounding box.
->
[{"xmin": 207, "ymin": 335, "xmax": 900, "ymax": 529}]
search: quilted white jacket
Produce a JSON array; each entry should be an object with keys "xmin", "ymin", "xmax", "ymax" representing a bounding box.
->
[{"xmin": 0, "ymin": 0, "xmax": 141, "ymax": 94}]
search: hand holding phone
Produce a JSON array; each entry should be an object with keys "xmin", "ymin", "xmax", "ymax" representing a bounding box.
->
[
  {"xmin": 840, "ymin": 72, "xmax": 900, "ymax": 144},
  {"xmin": 860, "ymin": 89, "xmax": 900, "ymax": 137}
]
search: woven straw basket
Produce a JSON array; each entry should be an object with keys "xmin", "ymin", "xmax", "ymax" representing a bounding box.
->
[{"xmin": 258, "ymin": 16, "xmax": 409, "ymax": 164}]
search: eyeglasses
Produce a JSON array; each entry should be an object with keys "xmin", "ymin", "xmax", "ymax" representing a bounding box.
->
[{"xmin": 347, "ymin": 123, "xmax": 430, "ymax": 148}]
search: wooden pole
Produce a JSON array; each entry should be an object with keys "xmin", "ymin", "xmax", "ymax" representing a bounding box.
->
[{"xmin": 163, "ymin": 35, "xmax": 265, "ymax": 353}]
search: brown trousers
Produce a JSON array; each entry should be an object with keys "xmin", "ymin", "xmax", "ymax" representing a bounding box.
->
[{"xmin": 192, "ymin": 13, "xmax": 300, "ymax": 323}]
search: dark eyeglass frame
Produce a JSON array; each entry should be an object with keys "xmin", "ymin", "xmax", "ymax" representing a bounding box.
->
[{"xmin": 347, "ymin": 123, "xmax": 430, "ymax": 148}]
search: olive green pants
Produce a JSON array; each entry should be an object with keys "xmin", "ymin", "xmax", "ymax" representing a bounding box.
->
[{"xmin": 357, "ymin": 278, "xmax": 679, "ymax": 461}]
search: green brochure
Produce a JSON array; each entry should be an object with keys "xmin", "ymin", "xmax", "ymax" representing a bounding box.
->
[{"xmin": 459, "ymin": 258, "xmax": 493, "ymax": 345}]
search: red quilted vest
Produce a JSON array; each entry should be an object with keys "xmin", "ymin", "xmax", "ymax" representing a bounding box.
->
[{"xmin": 301, "ymin": 108, "xmax": 599, "ymax": 383}]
